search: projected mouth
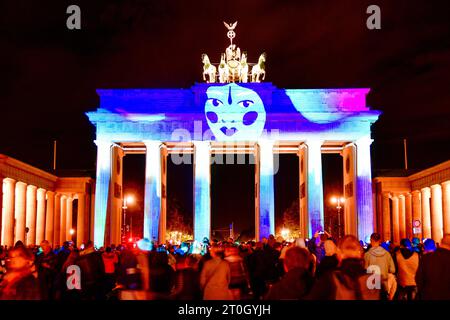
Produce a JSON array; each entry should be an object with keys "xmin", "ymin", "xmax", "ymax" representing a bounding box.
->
[{"xmin": 220, "ymin": 126, "xmax": 238, "ymax": 136}]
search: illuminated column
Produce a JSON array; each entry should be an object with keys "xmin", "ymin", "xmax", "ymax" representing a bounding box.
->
[
  {"xmin": 66, "ymin": 196, "xmax": 73, "ymax": 240},
  {"xmin": 343, "ymin": 143, "xmax": 357, "ymax": 237},
  {"xmin": 405, "ymin": 193, "xmax": 413, "ymax": 239},
  {"xmin": 93, "ymin": 140, "xmax": 112, "ymax": 248},
  {"xmin": 193, "ymin": 141, "xmax": 211, "ymax": 243},
  {"xmin": 398, "ymin": 194, "xmax": 406, "ymax": 239},
  {"xmin": 421, "ymin": 187, "xmax": 432, "ymax": 239},
  {"xmin": 76, "ymin": 193, "xmax": 86, "ymax": 247},
  {"xmin": 108, "ymin": 145, "xmax": 123, "ymax": 246},
  {"xmin": 1, "ymin": 178, "xmax": 16, "ymax": 247},
  {"xmin": 257, "ymin": 140, "xmax": 275, "ymax": 239},
  {"xmin": 391, "ymin": 195, "xmax": 400, "ymax": 244},
  {"xmin": 36, "ymin": 188, "xmax": 46, "ymax": 245},
  {"xmin": 442, "ymin": 181, "xmax": 450, "ymax": 234},
  {"xmin": 42, "ymin": 190, "xmax": 53, "ymax": 244},
  {"xmin": 382, "ymin": 192, "xmax": 391, "ymax": 241},
  {"xmin": 143, "ymin": 141, "xmax": 163, "ymax": 242},
  {"xmin": 305, "ymin": 139, "xmax": 324, "ymax": 237},
  {"xmin": 25, "ymin": 185, "xmax": 37, "ymax": 245},
  {"xmin": 14, "ymin": 181, "xmax": 27, "ymax": 243},
  {"xmin": 60, "ymin": 195, "xmax": 67, "ymax": 243},
  {"xmin": 430, "ymin": 184, "xmax": 443, "ymax": 242},
  {"xmin": 411, "ymin": 190, "xmax": 422, "ymax": 238},
  {"xmin": 298, "ymin": 144, "xmax": 309, "ymax": 238},
  {"xmin": 53, "ymin": 193, "xmax": 61, "ymax": 246},
  {"xmin": 355, "ymin": 137, "xmax": 374, "ymax": 241}
]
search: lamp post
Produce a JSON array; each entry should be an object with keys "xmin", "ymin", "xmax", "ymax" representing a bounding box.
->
[
  {"xmin": 122, "ymin": 195, "xmax": 135, "ymax": 243},
  {"xmin": 331, "ymin": 196, "xmax": 345, "ymax": 239}
]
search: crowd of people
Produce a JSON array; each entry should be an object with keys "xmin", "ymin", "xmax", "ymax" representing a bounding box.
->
[{"xmin": 0, "ymin": 231, "xmax": 449, "ymax": 300}]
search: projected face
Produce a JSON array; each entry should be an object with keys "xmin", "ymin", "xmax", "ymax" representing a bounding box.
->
[{"xmin": 205, "ymin": 83, "xmax": 266, "ymax": 141}]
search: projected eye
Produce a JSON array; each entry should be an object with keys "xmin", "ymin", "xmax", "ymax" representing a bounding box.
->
[
  {"xmin": 207, "ymin": 98, "xmax": 223, "ymax": 107},
  {"xmin": 238, "ymin": 100, "xmax": 254, "ymax": 108}
]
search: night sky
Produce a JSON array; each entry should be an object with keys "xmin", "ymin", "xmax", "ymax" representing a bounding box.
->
[{"xmin": 1, "ymin": 1, "xmax": 450, "ymax": 236}]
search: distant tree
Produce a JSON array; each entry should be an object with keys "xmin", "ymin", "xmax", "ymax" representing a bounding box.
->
[
  {"xmin": 167, "ymin": 198, "xmax": 193, "ymax": 240},
  {"xmin": 281, "ymin": 198, "xmax": 300, "ymax": 238}
]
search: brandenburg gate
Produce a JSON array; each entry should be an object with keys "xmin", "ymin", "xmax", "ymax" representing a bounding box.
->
[{"xmin": 87, "ymin": 23, "xmax": 381, "ymax": 247}]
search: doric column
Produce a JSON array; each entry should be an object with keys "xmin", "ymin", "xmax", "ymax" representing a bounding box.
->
[
  {"xmin": 405, "ymin": 193, "xmax": 413, "ymax": 239},
  {"xmin": 441, "ymin": 181, "xmax": 450, "ymax": 235},
  {"xmin": 382, "ymin": 192, "xmax": 391, "ymax": 241},
  {"xmin": 391, "ymin": 195, "xmax": 400, "ymax": 245},
  {"xmin": 421, "ymin": 187, "xmax": 432, "ymax": 239},
  {"xmin": 355, "ymin": 137, "xmax": 375, "ymax": 241},
  {"xmin": 193, "ymin": 141, "xmax": 211, "ymax": 243},
  {"xmin": 298, "ymin": 144, "xmax": 309, "ymax": 238},
  {"xmin": 143, "ymin": 141, "xmax": 163, "ymax": 242},
  {"xmin": 53, "ymin": 193, "xmax": 61, "ymax": 246},
  {"xmin": 412, "ymin": 190, "xmax": 422, "ymax": 238},
  {"xmin": 36, "ymin": 188, "xmax": 46, "ymax": 245},
  {"xmin": 1, "ymin": 178, "xmax": 16, "ymax": 247},
  {"xmin": 93, "ymin": 140, "xmax": 113, "ymax": 248},
  {"xmin": 76, "ymin": 193, "xmax": 86, "ymax": 247},
  {"xmin": 305, "ymin": 139, "xmax": 324, "ymax": 237},
  {"xmin": 257, "ymin": 140, "xmax": 275, "ymax": 239},
  {"xmin": 107, "ymin": 145, "xmax": 123, "ymax": 246},
  {"xmin": 42, "ymin": 190, "xmax": 53, "ymax": 244},
  {"xmin": 66, "ymin": 196, "xmax": 73, "ymax": 241},
  {"xmin": 343, "ymin": 143, "xmax": 357, "ymax": 237},
  {"xmin": 25, "ymin": 185, "xmax": 37, "ymax": 245},
  {"xmin": 14, "ymin": 181, "xmax": 27, "ymax": 243},
  {"xmin": 398, "ymin": 194, "xmax": 406, "ymax": 240},
  {"xmin": 430, "ymin": 184, "xmax": 444, "ymax": 242},
  {"xmin": 60, "ymin": 195, "xmax": 67, "ymax": 243}
]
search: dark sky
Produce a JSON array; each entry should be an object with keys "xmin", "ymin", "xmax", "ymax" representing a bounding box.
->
[{"xmin": 1, "ymin": 1, "xmax": 450, "ymax": 234}]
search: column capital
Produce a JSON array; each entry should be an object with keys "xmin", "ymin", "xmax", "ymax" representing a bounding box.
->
[
  {"xmin": 430, "ymin": 184, "xmax": 443, "ymax": 191},
  {"xmin": 412, "ymin": 190, "xmax": 421, "ymax": 195},
  {"xmin": 421, "ymin": 187, "xmax": 431, "ymax": 195},
  {"xmin": 3, "ymin": 177, "xmax": 16, "ymax": 184},
  {"xmin": 15, "ymin": 181, "xmax": 27, "ymax": 188},
  {"xmin": 441, "ymin": 180, "xmax": 450, "ymax": 188},
  {"xmin": 355, "ymin": 136, "xmax": 374, "ymax": 146},
  {"xmin": 382, "ymin": 191, "xmax": 391, "ymax": 199},
  {"xmin": 26, "ymin": 184, "xmax": 37, "ymax": 191}
]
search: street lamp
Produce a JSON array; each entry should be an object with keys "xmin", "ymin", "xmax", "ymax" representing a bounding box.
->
[
  {"xmin": 122, "ymin": 194, "xmax": 135, "ymax": 243},
  {"xmin": 331, "ymin": 196, "xmax": 345, "ymax": 238}
]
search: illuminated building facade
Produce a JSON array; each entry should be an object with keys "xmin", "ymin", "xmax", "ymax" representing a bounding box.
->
[
  {"xmin": 373, "ymin": 160, "xmax": 450, "ymax": 244},
  {"xmin": 87, "ymin": 82, "xmax": 381, "ymax": 247},
  {"xmin": 0, "ymin": 154, "xmax": 95, "ymax": 248}
]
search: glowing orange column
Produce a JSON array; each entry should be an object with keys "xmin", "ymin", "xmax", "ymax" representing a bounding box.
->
[
  {"xmin": 442, "ymin": 181, "xmax": 450, "ymax": 235},
  {"xmin": 382, "ymin": 192, "xmax": 391, "ymax": 241},
  {"xmin": 25, "ymin": 185, "xmax": 37, "ymax": 245},
  {"xmin": 399, "ymin": 194, "xmax": 406, "ymax": 240},
  {"xmin": 43, "ymin": 190, "xmax": 54, "ymax": 244},
  {"xmin": 36, "ymin": 189, "xmax": 47, "ymax": 244},
  {"xmin": 1, "ymin": 178, "xmax": 16, "ymax": 247},
  {"xmin": 14, "ymin": 182, "xmax": 27, "ymax": 243},
  {"xmin": 391, "ymin": 195, "xmax": 400, "ymax": 244},
  {"xmin": 60, "ymin": 195, "xmax": 67, "ymax": 243},
  {"xmin": 430, "ymin": 184, "xmax": 444, "ymax": 242},
  {"xmin": 53, "ymin": 193, "xmax": 61, "ymax": 246},
  {"xmin": 405, "ymin": 193, "xmax": 413, "ymax": 239},
  {"xmin": 66, "ymin": 196, "xmax": 73, "ymax": 240},
  {"xmin": 421, "ymin": 187, "xmax": 432, "ymax": 239}
]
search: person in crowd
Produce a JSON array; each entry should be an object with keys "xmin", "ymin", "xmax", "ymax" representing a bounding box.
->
[
  {"xmin": 200, "ymin": 246, "xmax": 232, "ymax": 300},
  {"xmin": 315, "ymin": 239, "xmax": 339, "ymax": 279},
  {"xmin": 117, "ymin": 244, "xmax": 141, "ymax": 290},
  {"xmin": 307, "ymin": 235, "xmax": 380, "ymax": 300},
  {"xmin": 35, "ymin": 240, "xmax": 57, "ymax": 300},
  {"xmin": 102, "ymin": 247, "xmax": 119, "ymax": 295},
  {"xmin": 172, "ymin": 255, "xmax": 201, "ymax": 300},
  {"xmin": 265, "ymin": 247, "xmax": 314, "ymax": 300},
  {"xmin": 224, "ymin": 245, "xmax": 250, "ymax": 299},
  {"xmin": 394, "ymin": 239, "xmax": 419, "ymax": 300},
  {"xmin": 0, "ymin": 246, "xmax": 41, "ymax": 300},
  {"xmin": 416, "ymin": 234, "xmax": 450, "ymax": 300},
  {"xmin": 364, "ymin": 232, "xmax": 396, "ymax": 299},
  {"xmin": 148, "ymin": 251, "xmax": 175, "ymax": 299},
  {"xmin": 75, "ymin": 241, "xmax": 105, "ymax": 300},
  {"xmin": 59, "ymin": 249, "xmax": 81, "ymax": 300}
]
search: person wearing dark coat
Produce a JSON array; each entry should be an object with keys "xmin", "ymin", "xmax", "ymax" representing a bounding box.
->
[
  {"xmin": 265, "ymin": 247, "xmax": 314, "ymax": 300},
  {"xmin": 416, "ymin": 234, "xmax": 450, "ymax": 300},
  {"xmin": 75, "ymin": 241, "xmax": 105, "ymax": 300},
  {"xmin": 35, "ymin": 240, "xmax": 57, "ymax": 299},
  {"xmin": 307, "ymin": 235, "xmax": 380, "ymax": 300}
]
